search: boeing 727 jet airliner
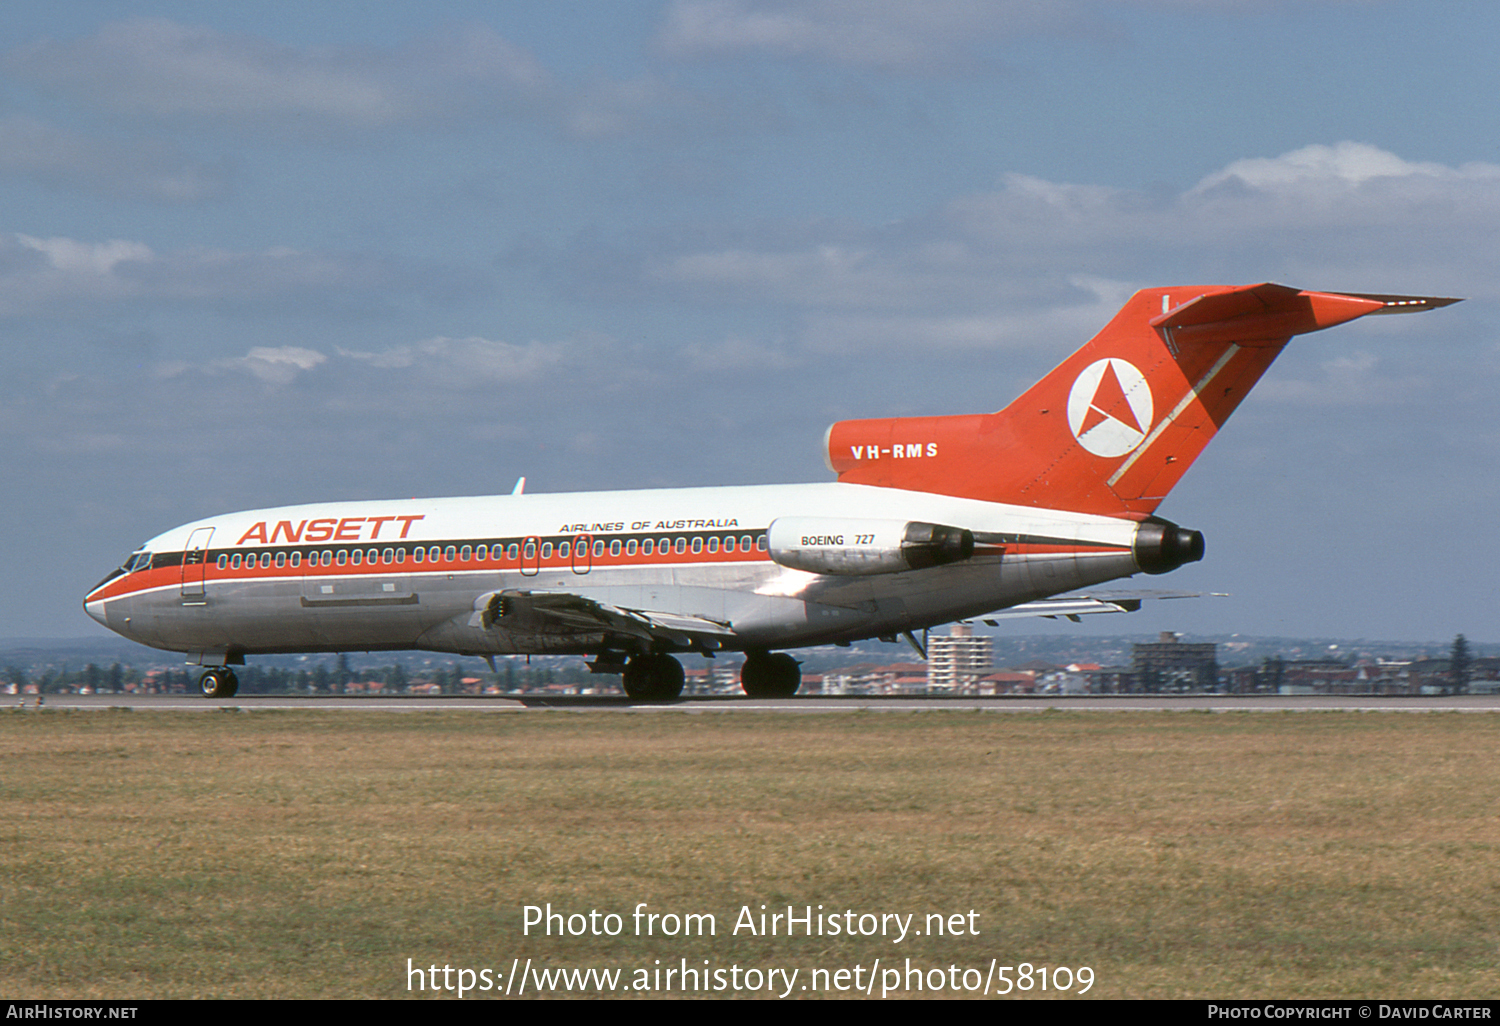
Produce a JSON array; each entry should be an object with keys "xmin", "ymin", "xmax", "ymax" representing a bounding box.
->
[{"xmin": 84, "ymin": 283, "xmax": 1457, "ymax": 699}]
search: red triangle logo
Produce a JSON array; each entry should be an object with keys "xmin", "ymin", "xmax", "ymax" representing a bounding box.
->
[{"xmin": 1082, "ymin": 362, "xmax": 1143, "ymax": 434}]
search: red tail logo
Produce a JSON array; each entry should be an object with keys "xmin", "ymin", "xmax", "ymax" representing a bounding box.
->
[{"xmin": 824, "ymin": 284, "xmax": 1457, "ymax": 517}]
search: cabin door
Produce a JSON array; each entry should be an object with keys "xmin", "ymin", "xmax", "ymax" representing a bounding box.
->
[{"xmin": 180, "ymin": 527, "xmax": 214, "ymax": 601}]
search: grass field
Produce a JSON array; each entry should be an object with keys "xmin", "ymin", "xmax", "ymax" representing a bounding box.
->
[{"xmin": 3, "ymin": 707, "xmax": 1499, "ymax": 999}]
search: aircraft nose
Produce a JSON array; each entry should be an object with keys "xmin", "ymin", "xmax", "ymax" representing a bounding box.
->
[{"xmin": 84, "ymin": 597, "xmax": 108, "ymax": 627}]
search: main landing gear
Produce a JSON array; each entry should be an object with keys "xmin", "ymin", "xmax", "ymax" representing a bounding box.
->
[
  {"xmin": 621, "ymin": 653, "xmax": 685, "ymax": 701},
  {"xmin": 198, "ymin": 668, "xmax": 239, "ymax": 699},
  {"xmin": 740, "ymin": 651, "xmax": 800, "ymax": 698}
]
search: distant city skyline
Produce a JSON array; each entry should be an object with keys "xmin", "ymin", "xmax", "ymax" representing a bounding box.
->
[{"xmin": 3, "ymin": 2, "xmax": 1497, "ymax": 641}]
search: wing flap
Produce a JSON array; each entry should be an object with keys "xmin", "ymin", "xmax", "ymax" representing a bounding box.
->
[{"xmin": 468, "ymin": 589, "xmax": 735, "ymax": 645}]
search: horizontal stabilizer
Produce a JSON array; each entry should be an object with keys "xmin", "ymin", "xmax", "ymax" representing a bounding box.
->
[
  {"xmin": 978, "ymin": 589, "xmax": 1202, "ymax": 624},
  {"xmin": 1150, "ymin": 283, "xmax": 1461, "ymax": 347}
]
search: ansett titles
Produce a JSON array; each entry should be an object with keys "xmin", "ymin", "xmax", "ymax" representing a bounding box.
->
[{"xmin": 236, "ymin": 515, "xmax": 425, "ymax": 546}]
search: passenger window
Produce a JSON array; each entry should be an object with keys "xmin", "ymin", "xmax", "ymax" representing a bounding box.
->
[
  {"xmin": 231, "ymin": 554, "xmax": 242, "ymax": 569},
  {"xmin": 523, "ymin": 541, "xmax": 536, "ymax": 559},
  {"xmin": 291, "ymin": 552, "xmax": 301, "ymax": 568},
  {"xmin": 707, "ymin": 537, "xmax": 718, "ymax": 553},
  {"xmin": 626, "ymin": 539, "xmax": 637, "ymax": 556},
  {"xmin": 691, "ymin": 537, "xmax": 703, "ymax": 554},
  {"xmin": 724, "ymin": 537, "xmax": 735, "ymax": 553},
  {"xmin": 383, "ymin": 548, "xmax": 394, "ymax": 564},
  {"xmin": 475, "ymin": 545, "xmax": 487, "ymax": 561},
  {"xmin": 429, "ymin": 546, "xmax": 441, "ymax": 562},
  {"xmin": 321, "ymin": 551, "xmax": 332, "ymax": 565},
  {"xmin": 412, "ymin": 548, "xmax": 424, "ymax": 563},
  {"xmin": 540, "ymin": 542, "xmax": 552, "ymax": 559},
  {"xmin": 460, "ymin": 545, "xmax": 472, "ymax": 562},
  {"xmin": 368, "ymin": 548, "xmax": 378, "ymax": 564},
  {"xmin": 351, "ymin": 550, "xmax": 363, "ymax": 566},
  {"xmin": 740, "ymin": 535, "xmax": 752, "ymax": 551},
  {"xmin": 217, "ymin": 555, "xmax": 227, "ymax": 570},
  {"xmin": 445, "ymin": 545, "xmax": 458, "ymax": 562},
  {"xmin": 756, "ymin": 535, "xmax": 767, "ymax": 551},
  {"xmin": 336, "ymin": 550, "xmax": 347, "ymax": 566},
  {"xmin": 609, "ymin": 540, "xmax": 621, "ymax": 557},
  {"xmin": 507, "ymin": 543, "xmax": 519, "ymax": 560},
  {"xmin": 675, "ymin": 537, "xmax": 686, "ymax": 554},
  {"xmin": 394, "ymin": 548, "xmax": 404, "ymax": 563},
  {"xmin": 641, "ymin": 539, "xmax": 653, "ymax": 556},
  {"xmin": 275, "ymin": 552, "xmax": 286, "ymax": 568}
]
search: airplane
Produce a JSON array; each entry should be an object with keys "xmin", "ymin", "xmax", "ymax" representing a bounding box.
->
[{"xmin": 83, "ymin": 282, "xmax": 1458, "ymax": 700}]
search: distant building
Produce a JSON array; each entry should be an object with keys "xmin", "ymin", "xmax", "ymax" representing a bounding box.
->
[
  {"xmin": 1132, "ymin": 632, "xmax": 1219, "ymax": 692},
  {"xmin": 824, "ymin": 662, "xmax": 929, "ymax": 695},
  {"xmin": 1081, "ymin": 666, "xmax": 1135, "ymax": 694},
  {"xmin": 927, "ymin": 624, "xmax": 994, "ymax": 691},
  {"xmin": 975, "ymin": 671, "xmax": 1037, "ymax": 695}
]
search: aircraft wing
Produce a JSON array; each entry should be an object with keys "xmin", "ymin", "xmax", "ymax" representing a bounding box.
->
[
  {"xmin": 467, "ymin": 589, "xmax": 736, "ymax": 647},
  {"xmin": 976, "ymin": 589, "xmax": 1204, "ymax": 624}
]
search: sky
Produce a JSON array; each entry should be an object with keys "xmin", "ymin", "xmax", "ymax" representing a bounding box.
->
[{"xmin": 3, "ymin": 0, "xmax": 1498, "ymax": 644}]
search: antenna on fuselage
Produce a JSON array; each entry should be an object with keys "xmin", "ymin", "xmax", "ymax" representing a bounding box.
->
[{"xmin": 511, "ymin": 477, "xmax": 526, "ymax": 495}]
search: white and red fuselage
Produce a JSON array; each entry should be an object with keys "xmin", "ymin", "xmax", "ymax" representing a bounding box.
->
[
  {"xmin": 83, "ymin": 283, "xmax": 1456, "ymax": 697},
  {"xmin": 84, "ymin": 483, "xmax": 1151, "ymax": 661}
]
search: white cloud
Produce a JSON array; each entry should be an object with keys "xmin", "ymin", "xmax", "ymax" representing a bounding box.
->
[
  {"xmin": 658, "ymin": 0, "xmax": 1088, "ymax": 68},
  {"xmin": 337, "ymin": 336, "xmax": 568, "ymax": 386},
  {"xmin": 157, "ymin": 336, "xmax": 570, "ymax": 390},
  {"xmin": 1256, "ymin": 352, "xmax": 1434, "ymax": 407},
  {"xmin": 801, "ymin": 276, "xmax": 1136, "ymax": 353},
  {"xmin": 680, "ymin": 335, "xmax": 801, "ymax": 371},
  {"xmin": 0, "ymin": 233, "xmax": 428, "ymax": 316},
  {"xmin": 1, "ymin": 19, "xmax": 689, "ymax": 140},
  {"xmin": 656, "ymin": 0, "xmax": 1351, "ymax": 69},
  {"xmin": 606, "ymin": 143, "xmax": 1500, "ymax": 336},
  {"xmin": 17, "ymin": 234, "xmax": 153, "ymax": 276},
  {"xmin": 1193, "ymin": 142, "xmax": 1472, "ymax": 192},
  {"xmin": 4, "ymin": 19, "xmax": 550, "ymax": 130},
  {"xmin": 217, "ymin": 346, "xmax": 328, "ymax": 386},
  {"xmin": 0, "ymin": 116, "xmax": 227, "ymax": 202}
]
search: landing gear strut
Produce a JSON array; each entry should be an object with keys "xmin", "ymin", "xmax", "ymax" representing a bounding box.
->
[
  {"xmin": 621, "ymin": 654, "xmax": 685, "ymax": 701},
  {"xmin": 198, "ymin": 668, "xmax": 239, "ymax": 699},
  {"xmin": 740, "ymin": 652, "xmax": 800, "ymax": 698}
]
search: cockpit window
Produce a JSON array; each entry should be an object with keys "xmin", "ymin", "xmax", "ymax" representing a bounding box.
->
[{"xmin": 123, "ymin": 551, "xmax": 152, "ymax": 573}]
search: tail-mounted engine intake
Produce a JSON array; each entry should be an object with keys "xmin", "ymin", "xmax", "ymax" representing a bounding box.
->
[
  {"xmin": 767, "ymin": 517, "xmax": 975, "ymax": 576},
  {"xmin": 1133, "ymin": 517, "xmax": 1205, "ymax": 575}
]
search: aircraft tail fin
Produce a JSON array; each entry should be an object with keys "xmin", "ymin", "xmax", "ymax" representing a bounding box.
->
[{"xmin": 824, "ymin": 283, "xmax": 1458, "ymax": 516}]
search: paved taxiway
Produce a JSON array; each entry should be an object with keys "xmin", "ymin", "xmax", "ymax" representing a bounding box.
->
[{"xmin": 25, "ymin": 693, "xmax": 1500, "ymax": 713}]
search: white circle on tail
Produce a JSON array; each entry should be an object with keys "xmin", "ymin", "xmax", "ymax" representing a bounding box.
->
[{"xmin": 1067, "ymin": 358, "xmax": 1153, "ymax": 458}]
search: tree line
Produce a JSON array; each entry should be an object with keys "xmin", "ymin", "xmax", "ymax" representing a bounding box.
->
[{"xmin": 3, "ymin": 655, "xmax": 620, "ymax": 695}]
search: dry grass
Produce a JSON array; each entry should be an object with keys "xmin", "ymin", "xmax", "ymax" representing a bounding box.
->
[{"xmin": 3, "ymin": 708, "xmax": 1499, "ymax": 998}]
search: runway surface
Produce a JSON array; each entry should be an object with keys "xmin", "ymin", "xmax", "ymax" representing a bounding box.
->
[{"xmin": 22, "ymin": 693, "xmax": 1500, "ymax": 713}]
